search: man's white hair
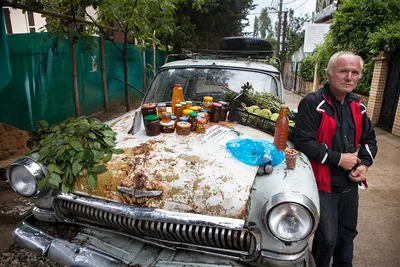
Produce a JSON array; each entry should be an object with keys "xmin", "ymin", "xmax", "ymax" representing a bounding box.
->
[{"xmin": 325, "ymin": 51, "xmax": 364, "ymax": 77}]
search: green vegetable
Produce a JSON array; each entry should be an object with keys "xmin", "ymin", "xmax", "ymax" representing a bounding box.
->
[{"xmin": 27, "ymin": 117, "xmax": 124, "ymax": 193}]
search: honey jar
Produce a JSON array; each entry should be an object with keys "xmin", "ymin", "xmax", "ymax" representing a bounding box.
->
[
  {"xmin": 143, "ymin": 115, "xmax": 160, "ymax": 136},
  {"xmin": 183, "ymin": 109, "xmax": 192, "ymax": 117},
  {"xmin": 157, "ymin": 103, "xmax": 167, "ymax": 118},
  {"xmin": 202, "ymin": 96, "xmax": 213, "ymax": 112},
  {"xmin": 161, "ymin": 112, "xmax": 171, "ymax": 123},
  {"xmin": 185, "ymin": 101, "xmax": 193, "ymax": 110},
  {"xmin": 142, "ymin": 103, "xmax": 157, "ymax": 118},
  {"xmin": 160, "ymin": 121, "xmax": 175, "ymax": 133},
  {"xmin": 196, "ymin": 119, "xmax": 207, "ymax": 134},
  {"xmin": 176, "ymin": 122, "xmax": 191, "ymax": 136}
]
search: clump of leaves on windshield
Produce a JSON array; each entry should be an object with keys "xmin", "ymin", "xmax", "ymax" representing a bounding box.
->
[{"xmin": 27, "ymin": 118, "xmax": 123, "ymax": 193}]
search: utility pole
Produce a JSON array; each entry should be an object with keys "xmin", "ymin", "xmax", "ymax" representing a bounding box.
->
[
  {"xmin": 280, "ymin": 10, "xmax": 288, "ymax": 73},
  {"xmin": 276, "ymin": 0, "xmax": 283, "ymax": 58}
]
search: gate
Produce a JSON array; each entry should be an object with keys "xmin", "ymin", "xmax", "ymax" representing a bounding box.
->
[{"xmin": 378, "ymin": 49, "xmax": 400, "ymax": 131}]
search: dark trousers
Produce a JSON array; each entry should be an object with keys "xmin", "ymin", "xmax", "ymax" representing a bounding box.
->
[{"xmin": 312, "ymin": 186, "xmax": 359, "ymax": 267}]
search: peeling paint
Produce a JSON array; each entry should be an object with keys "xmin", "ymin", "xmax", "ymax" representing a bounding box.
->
[{"xmin": 75, "ymin": 117, "xmax": 281, "ymax": 219}]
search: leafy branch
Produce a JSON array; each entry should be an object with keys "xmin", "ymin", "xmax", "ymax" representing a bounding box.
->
[{"xmin": 27, "ymin": 117, "xmax": 123, "ymax": 192}]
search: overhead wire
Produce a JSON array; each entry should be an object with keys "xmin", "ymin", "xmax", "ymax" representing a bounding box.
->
[{"xmin": 292, "ymin": 0, "xmax": 312, "ymax": 11}]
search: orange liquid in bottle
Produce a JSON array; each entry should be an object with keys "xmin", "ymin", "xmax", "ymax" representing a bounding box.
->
[
  {"xmin": 273, "ymin": 104, "xmax": 289, "ymax": 151},
  {"xmin": 171, "ymin": 84, "xmax": 185, "ymax": 113}
]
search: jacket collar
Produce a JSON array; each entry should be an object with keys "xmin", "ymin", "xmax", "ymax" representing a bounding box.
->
[{"xmin": 322, "ymin": 82, "xmax": 359, "ymax": 104}]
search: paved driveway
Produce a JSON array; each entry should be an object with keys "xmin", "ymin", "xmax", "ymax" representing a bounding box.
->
[{"xmin": 284, "ymin": 89, "xmax": 400, "ymax": 267}]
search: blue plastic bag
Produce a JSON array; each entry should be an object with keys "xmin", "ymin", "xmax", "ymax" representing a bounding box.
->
[{"xmin": 226, "ymin": 139, "xmax": 284, "ymax": 166}]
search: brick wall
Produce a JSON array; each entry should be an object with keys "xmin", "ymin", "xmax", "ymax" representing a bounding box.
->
[
  {"xmin": 392, "ymin": 101, "xmax": 400, "ymax": 136},
  {"xmin": 367, "ymin": 52, "xmax": 388, "ymax": 126}
]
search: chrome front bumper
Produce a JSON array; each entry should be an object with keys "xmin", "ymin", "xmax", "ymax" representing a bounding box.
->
[{"xmin": 12, "ymin": 215, "xmax": 124, "ymax": 267}]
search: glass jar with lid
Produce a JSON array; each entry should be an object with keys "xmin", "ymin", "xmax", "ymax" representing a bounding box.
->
[
  {"xmin": 185, "ymin": 101, "xmax": 193, "ymax": 110},
  {"xmin": 176, "ymin": 122, "xmax": 191, "ymax": 136},
  {"xmin": 218, "ymin": 101, "xmax": 229, "ymax": 121},
  {"xmin": 202, "ymin": 96, "xmax": 213, "ymax": 112},
  {"xmin": 143, "ymin": 115, "xmax": 160, "ymax": 136},
  {"xmin": 199, "ymin": 109, "xmax": 209, "ymax": 123},
  {"xmin": 183, "ymin": 109, "xmax": 192, "ymax": 117},
  {"xmin": 189, "ymin": 112, "xmax": 198, "ymax": 131},
  {"xmin": 210, "ymin": 102, "xmax": 222, "ymax": 123},
  {"xmin": 160, "ymin": 121, "xmax": 175, "ymax": 133},
  {"xmin": 161, "ymin": 112, "xmax": 171, "ymax": 123},
  {"xmin": 142, "ymin": 103, "xmax": 157, "ymax": 118},
  {"xmin": 196, "ymin": 119, "xmax": 207, "ymax": 134},
  {"xmin": 174, "ymin": 104, "xmax": 184, "ymax": 119},
  {"xmin": 190, "ymin": 106, "xmax": 202, "ymax": 113},
  {"xmin": 157, "ymin": 103, "xmax": 167, "ymax": 118}
]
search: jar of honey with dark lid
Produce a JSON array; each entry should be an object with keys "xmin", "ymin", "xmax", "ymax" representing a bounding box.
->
[{"xmin": 143, "ymin": 115, "xmax": 160, "ymax": 136}]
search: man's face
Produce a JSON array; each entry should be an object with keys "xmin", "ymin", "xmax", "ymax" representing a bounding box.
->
[{"xmin": 327, "ymin": 55, "xmax": 362, "ymax": 95}]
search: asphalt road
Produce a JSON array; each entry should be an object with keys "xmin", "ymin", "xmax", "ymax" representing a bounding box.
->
[{"xmin": 284, "ymin": 89, "xmax": 400, "ymax": 267}]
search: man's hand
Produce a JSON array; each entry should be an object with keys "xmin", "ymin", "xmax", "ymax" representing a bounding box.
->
[
  {"xmin": 349, "ymin": 164, "xmax": 368, "ymax": 182},
  {"xmin": 339, "ymin": 153, "xmax": 361, "ymax": 170}
]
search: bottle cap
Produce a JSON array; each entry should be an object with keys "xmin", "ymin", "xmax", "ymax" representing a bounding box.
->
[
  {"xmin": 212, "ymin": 103, "xmax": 222, "ymax": 107},
  {"xmin": 189, "ymin": 112, "xmax": 198, "ymax": 117},
  {"xmin": 143, "ymin": 115, "xmax": 159, "ymax": 121},
  {"xmin": 179, "ymin": 117, "xmax": 189, "ymax": 122},
  {"xmin": 174, "ymin": 84, "xmax": 181, "ymax": 87},
  {"xmin": 160, "ymin": 121, "xmax": 175, "ymax": 126},
  {"xmin": 204, "ymin": 96, "xmax": 213, "ymax": 101},
  {"xmin": 218, "ymin": 101, "xmax": 228, "ymax": 106},
  {"xmin": 177, "ymin": 122, "xmax": 191, "ymax": 128},
  {"xmin": 142, "ymin": 103, "xmax": 156, "ymax": 109},
  {"xmin": 175, "ymin": 104, "xmax": 182, "ymax": 107},
  {"xmin": 157, "ymin": 103, "xmax": 166, "ymax": 107},
  {"xmin": 186, "ymin": 101, "xmax": 193, "ymax": 104}
]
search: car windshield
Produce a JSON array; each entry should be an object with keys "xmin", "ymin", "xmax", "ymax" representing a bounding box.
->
[{"xmin": 144, "ymin": 67, "xmax": 280, "ymax": 104}]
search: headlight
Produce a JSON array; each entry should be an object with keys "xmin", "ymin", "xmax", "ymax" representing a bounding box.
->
[
  {"xmin": 7, "ymin": 157, "xmax": 47, "ymax": 197},
  {"xmin": 268, "ymin": 203, "xmax": 312, "ymax": 242},
  {"xmin": 262, "ymin": 192, "xmax": 319, "ymax": 243}
]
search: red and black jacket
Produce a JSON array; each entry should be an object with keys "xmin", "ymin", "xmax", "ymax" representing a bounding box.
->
[{"xmin": 294, "ymin": 84, "xmax": 377, "ymax": 192}]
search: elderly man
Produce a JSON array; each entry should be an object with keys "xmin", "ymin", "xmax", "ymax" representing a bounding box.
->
[{"xmin": 294, "ymin": 52, "xmax": 378, "ymax": 267}]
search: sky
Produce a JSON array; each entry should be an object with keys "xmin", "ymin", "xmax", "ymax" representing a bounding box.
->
[{"xmin": 243, "ymin": 0, "xmax": 317, "ymax": 34}]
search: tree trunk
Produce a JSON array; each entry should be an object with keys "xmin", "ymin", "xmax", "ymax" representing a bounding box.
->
[
  {"xmin": 100, "ymin": 37, "xmax": 108, "ymax": 111},
  {"xmin": 123, "ymin": 40, "xmax": 130, "ymax": 112},
  {"xmin": 69, "ymin": 24, "xmax": 80, "ymax": 117}
]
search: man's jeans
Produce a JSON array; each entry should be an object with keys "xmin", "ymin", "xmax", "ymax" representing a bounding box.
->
[{"xmin": 312, "ymin": 186, "xmax": 359, "ymax": 267}]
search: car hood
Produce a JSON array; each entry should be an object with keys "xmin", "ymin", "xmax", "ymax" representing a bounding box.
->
[{"xmin": 73, "ymin": 110, "xmax": 279, "ymax": 220}]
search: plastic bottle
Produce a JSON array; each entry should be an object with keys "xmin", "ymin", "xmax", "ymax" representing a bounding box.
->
[
  {"xmin": 171, "ymin": 84, "xmax": 185, "ymax": 113},
  {"xmin": 273, "ymin": 104, "xmax": 289, "ymax": 151}
]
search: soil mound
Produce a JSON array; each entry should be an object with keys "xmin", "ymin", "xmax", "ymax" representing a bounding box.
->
[{"xmin": 0, "ymin": 123, "xmax": 29, "ymax": 168}]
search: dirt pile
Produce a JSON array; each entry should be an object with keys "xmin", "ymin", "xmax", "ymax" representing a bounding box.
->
[{"xmin": 0, "ymin": 123, "xmax": 30, "ymax": 168}]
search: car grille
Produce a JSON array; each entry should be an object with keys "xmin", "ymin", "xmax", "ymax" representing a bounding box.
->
[{"xmin": 56, "ymin": 198, "xmax": 254, "ymax": 254}]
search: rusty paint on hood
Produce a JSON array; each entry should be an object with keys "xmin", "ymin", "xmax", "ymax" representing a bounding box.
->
[{"xmin": 75, "ymin": 110, "xmax": 275, "ymax": 220}]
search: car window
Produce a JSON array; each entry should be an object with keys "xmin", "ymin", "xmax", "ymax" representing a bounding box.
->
[{"xmin": 144, "ymin": 67, "xmax": 279, "ymax": 104}]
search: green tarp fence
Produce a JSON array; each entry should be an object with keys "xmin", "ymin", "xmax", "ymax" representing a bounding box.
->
[
  {"xmin": 0, "ymin": 33, "xmax": 168, "ymax": 131},
  {"xmin": 0, "ymin": 8, "xmax": 12, "ymax": 92}
]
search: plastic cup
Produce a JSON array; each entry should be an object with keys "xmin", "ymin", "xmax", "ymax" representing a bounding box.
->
[{"xmin": 284, "ymin": 148, "xmax": 297, "ymax": 169}]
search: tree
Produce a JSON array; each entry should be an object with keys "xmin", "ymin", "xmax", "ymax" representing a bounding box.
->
[
  {"xmin": 312, "ymin": 0, "xmax": 400, "ymax": 95},
  {"xmin": 161, "ymin": 0, "xmax": 255, "ymax": 52},
  {"xmin": 253, "ymin": 16, "xmax": 259, "ymax": 37},
  {"xmin": 284, "ymin": 12, "xmax": 310, "ymax": 61},
  {"xmin": 13, "ymin": 0, "xmax": 204, "ymax": 111},
  {"xmin": 258, "ymin": 7, "xmax": 273, "ymax": 39}
]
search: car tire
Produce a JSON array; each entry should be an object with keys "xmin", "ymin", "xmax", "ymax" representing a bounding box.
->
[{"xmin": 221, "ymin": 37, "xmax": 273, "ymax": 56}]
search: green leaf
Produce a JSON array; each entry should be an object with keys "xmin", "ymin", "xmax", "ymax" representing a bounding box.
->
[
  {"xmin": 49, "ymin": 173, "xmax": 62, "ymax": 188},
  {"xmin": 88, "ymin": 132, "xmax": 97, "ymax": 139},
  {"xmin": 72, "ymin": 161, "xmax": 83, "ymax": 176},
  {"xmin": 111, "ymin": 148, "xmax": 124, "ymax": 154},
  {"xmin": 56, "ymin": 146, "xmax": 66, "ymax": 159},
  {"xmin": 38, "ymin": 177, "xmax": 49, "ymax": 189},
  {"xmin": 61, "ymin": 183, "xmax": 72, "ymax": 193},
  {"xmin": 92, "ymin": 150, "xmax": 104, "ymax": 163},
  {"xmin": 70, "ymin": 140, "xmax": 84, "ymax": 151},
  {"xmin": 64, "ymin": 166, "xmax": 74, "ymax": 185},
  {"xmin": 103, "ymin": 153, "xmax": 112, "ymax": 163},
  {"xmin": 88, "ymin": 172, "xmax": 97, "ymax": 190},
  {"xmin": 91, "ymin": 165, "xmax": 107, "ymax": 174},
  {"xmin": 93, "ymin": 141, "xmax": 101, "ymax": 150},
  {"xmin": 48, "ymin": 163, "xmax": 64, "ymax": 174},
  {"xmin": 39, "ymin": 120, "xmax": 49, "ymax": 127}
]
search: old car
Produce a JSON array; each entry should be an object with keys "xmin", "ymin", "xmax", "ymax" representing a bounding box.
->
[{"xmin": 7, "ymin": 37, "xmax": 319, "ymax": 266}]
